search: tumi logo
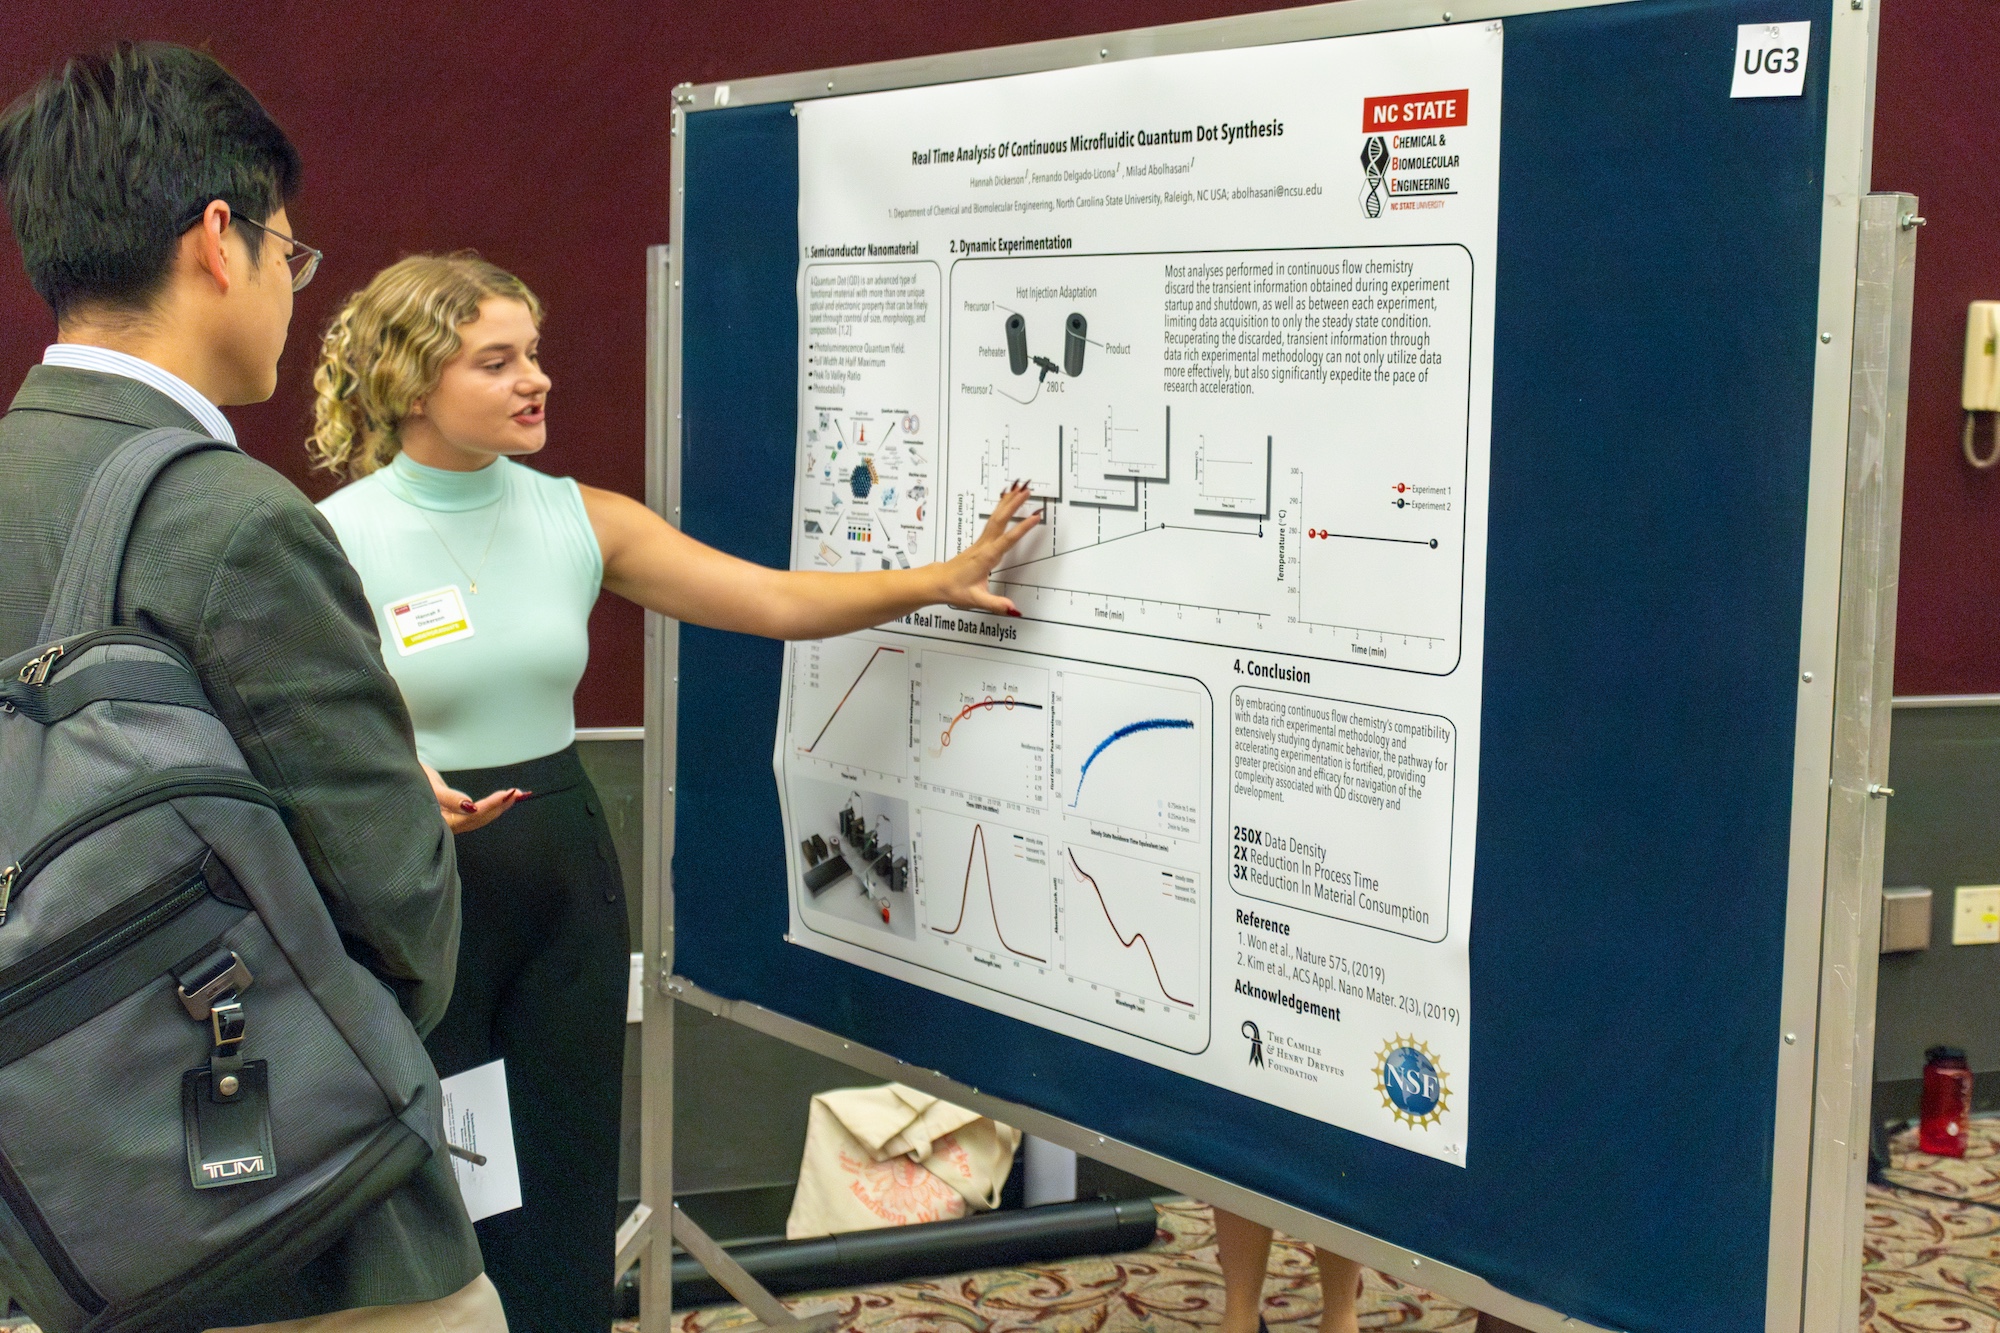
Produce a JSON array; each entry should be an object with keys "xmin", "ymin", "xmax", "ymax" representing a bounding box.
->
[{"xmin": 201, "ymin": 1155, "xmax": 267, "ymax": 1181}]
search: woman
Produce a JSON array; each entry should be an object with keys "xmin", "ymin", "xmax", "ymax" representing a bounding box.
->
[
  {"xmin": 1213, "ymin": 1206, "xmax": 1363, "ymax": 1333},
  {"xmin": 1212, "ymin": 1209, "xmax": 1526, "ymax": 1331},
  {"xmin": 308, "ymin": 253, "xmax": 1039, "ymax": 1332}
]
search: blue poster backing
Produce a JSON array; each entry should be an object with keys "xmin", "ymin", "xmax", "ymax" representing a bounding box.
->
[{"xmin": 672, "ymin": 3, "xmax": 1833, "ymax": 1327}]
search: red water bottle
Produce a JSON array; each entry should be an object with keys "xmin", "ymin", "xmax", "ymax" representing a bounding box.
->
[{"xmin": 1920, "ymin": 1046, "xmax": 1973, "ymax": 1157}]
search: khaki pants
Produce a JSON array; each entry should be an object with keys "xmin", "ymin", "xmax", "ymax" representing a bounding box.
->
[{"xmin": 206, "ymin": 1274, "xmax": 507, "ymax": 1333}]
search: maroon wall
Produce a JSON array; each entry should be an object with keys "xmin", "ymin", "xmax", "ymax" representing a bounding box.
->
[
  {"xmin": 0, "ymin": 0, "xmax": 1285, "ymax": 726},
  {"xmin": 0, "ymin": 2, "xmax": 1982, "ymax": 720},
  {"xmin": 1872, "ymin": 0, "xmax": 2000, "ymax": 695}
]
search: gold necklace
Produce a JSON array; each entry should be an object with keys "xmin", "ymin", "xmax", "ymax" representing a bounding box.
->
[{"xmin": 412, "ymin": 489, "xmax": 507, "ymax": 594}]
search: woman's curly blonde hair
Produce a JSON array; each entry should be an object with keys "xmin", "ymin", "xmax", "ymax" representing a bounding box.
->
[{"xmin": 307, "ymin": 252, "xmax": 544, "ymax": 480}]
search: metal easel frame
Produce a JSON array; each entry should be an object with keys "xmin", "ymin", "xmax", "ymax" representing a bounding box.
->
[{"xmin": 629, "ymin": 5, "xmax": 1909, "ymax": 1331}]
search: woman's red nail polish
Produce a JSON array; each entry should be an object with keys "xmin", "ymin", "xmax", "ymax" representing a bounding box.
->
[
  {"xmin": 460, "ymin": 801, "xmax": 477, "ymax": 813},
  {"xmin": 1006, "ymin": 607, "xmax": 1022, "ymax": 617}
]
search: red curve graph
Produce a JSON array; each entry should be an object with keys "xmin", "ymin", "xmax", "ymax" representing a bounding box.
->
[
  {"xmin": 931, "ymin": 823, "xmax": 1047, "ymax": 962},
  {"xmin": 935, "ymin": 695, "xmax": 1043, "ymax": 750},
  {"xmin": 1065, "ymin": 849, "xmax": 1194, "ymax": 1008},
  {"xmin": 803, "ymin": 646, "xmax": 905, "ymax": 753}
]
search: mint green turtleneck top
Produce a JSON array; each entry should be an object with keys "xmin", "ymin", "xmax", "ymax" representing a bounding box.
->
[{"xmin": 319, "ymin": 452, "xmax": 602, "ymax": 771}]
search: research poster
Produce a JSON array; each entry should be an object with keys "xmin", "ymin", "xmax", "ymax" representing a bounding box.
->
[{"xmin": 774, "ymin": 21, "xmax": 1500, "ymax": 1164}]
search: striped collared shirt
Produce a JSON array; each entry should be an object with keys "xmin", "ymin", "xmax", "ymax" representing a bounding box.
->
[{"xmin": 41, "ymin": 344, "xmax": 238, "ymax": 447}]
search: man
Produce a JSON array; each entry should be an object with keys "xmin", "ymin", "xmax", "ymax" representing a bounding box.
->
[{"xmin": 0, "ymin": 44, "xmax": 501, "ymax": 1333}]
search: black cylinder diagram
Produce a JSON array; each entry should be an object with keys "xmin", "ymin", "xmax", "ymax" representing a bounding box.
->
[
  {"xmin": 1006, "ymin": 313, "xmax": 1029, "ymax": 375},
  {"xmin": 1064, "ymin": 313, "xmax": 1088, "ymax": 378}
]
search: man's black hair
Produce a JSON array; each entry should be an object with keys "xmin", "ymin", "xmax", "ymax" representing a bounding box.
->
[{"xmin": 0, "ymin": 42, "xmax": 301, "ymax": 320}]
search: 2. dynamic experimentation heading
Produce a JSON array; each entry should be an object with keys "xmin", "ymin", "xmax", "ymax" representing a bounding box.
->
[{"xmin": 912, "ymin": 117, "xmax": 1284, "ymax": 167}]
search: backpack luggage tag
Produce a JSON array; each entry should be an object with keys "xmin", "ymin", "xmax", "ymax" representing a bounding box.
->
[{"xmin": 176, "ymin": 949, "xmax": 277, "ymax": 1189}]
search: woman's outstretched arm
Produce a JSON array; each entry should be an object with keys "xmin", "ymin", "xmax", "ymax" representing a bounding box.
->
[{"xmin": 581, "ymin": 482, "xmax": 1043, "ymax": 639}]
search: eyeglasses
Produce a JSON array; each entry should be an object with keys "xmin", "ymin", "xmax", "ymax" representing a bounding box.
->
[{"xmin": 230, "ymin": 214, "xmax": 322, "ymax": 292}]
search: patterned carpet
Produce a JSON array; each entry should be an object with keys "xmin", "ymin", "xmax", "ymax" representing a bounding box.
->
[
  {"xmin": 656, "ymin": 1200, "xmax": 1476, "ymax": 1333},
  {"xmin": 2, "ymin": 1130, "xmax": 1995, "ymax": 1332},
  {"xmin": 1867, "ymin": 1120, "xmax": 2000, "ymax": 1330},
  {"xmin": 654, "ymin": 1123, "xmax": 2000, "ymax": 1333}
]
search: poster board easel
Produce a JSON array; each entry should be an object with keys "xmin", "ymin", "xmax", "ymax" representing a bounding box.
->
[{"xmin": 627, "ymin": 4, "xmax": 1913, "ymax": 1330}]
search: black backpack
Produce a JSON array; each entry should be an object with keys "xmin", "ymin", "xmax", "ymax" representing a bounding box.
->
[{"xmin": 0, "ymin": 429, "xmax": 448, "ymax": 1332}]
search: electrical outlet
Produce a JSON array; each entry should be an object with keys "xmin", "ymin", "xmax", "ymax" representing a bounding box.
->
[{"xmin": 1952, "ymin": 885, "xmax": 2000, "ymax": 945}]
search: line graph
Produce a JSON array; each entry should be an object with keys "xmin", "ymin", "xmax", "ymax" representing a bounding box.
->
[
  {"xmin": 1100, "ymin": 404, "xmax": 1166, "ymax": 480},
  {"xmin": 1064, "ymin": 423, "xmax": 1140, "ymax": 508},
  {"xmin": 1281, "ymin": 461, "xmax": 1462, "ymax": 674},
  {"xmin": 920, "ymin": 811, "xmax": 1051, "ymax": 962},
  {"xmin": 806, "ymin": 646, "xmax": 907, "ymax": 752},
  {"xmin": 915, "ymin": 652, "xmax": 1048, "ymax": 808},
  {"xmin": 1057, "ymin": 842, "xmax": 1205, "ymax": 1048},
  {"xmin": 934, "ymin": 696, "xmax": 1045, "ymax": 752},
  {"xmin": 922, "ymin": 247, "xmax": 1477, "ymax": 671},
  {"xmin": 1064, "ymin": 849, "xmax": 1192, "ymax": 1006},
  {"xmin": 1055, "ymin": 670, "xmax": 1205, "ymax": 841},
  {"xmin": 788, "ymin": 639, "xmax": 912, "ymax": 778},
  {"xmin": 1070, "ymin": 718, "xmax": 1196, "ymax": 809},
  {"xmin": 1192, "ymin": 433, "xmax": 1271, "ymax": 518}
]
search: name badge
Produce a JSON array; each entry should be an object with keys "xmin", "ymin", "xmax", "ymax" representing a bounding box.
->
[{"xmin": 386, "ymin": 585, "xmax": 474, "ymax": 656}]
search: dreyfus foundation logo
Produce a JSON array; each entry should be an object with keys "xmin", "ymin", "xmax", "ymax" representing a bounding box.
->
[
  {"xmin": 1241, "ymin": 1019, "xmax": 1265, "ymax": 1066},
  {"xmin": 1358, "ymin": 90, "xmax": 1468, "ymax": 216}
]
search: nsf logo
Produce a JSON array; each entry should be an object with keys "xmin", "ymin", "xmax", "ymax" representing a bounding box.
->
[{"xmin": 1376, "ymin": 1036, "xmax": 1450, "ymax": 1129}]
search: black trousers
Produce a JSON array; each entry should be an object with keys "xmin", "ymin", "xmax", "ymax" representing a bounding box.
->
[{"xmin": 428, "ymin": 745, "xmax": 630, "ymax": 1333}]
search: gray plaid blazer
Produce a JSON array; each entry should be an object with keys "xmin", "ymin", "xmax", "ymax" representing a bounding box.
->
[{"xmin": 0, "ymin": 365, "xmax": 483, "ymax": 1321}]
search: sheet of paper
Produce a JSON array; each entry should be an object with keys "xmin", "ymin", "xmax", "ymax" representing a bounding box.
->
[
  {"xmin": 780, "ymin": 20, "xmax": 1501, "ymax": 1166},
  {"xmin": 1730, "ymin": 22, "xmax": 1810, "ymax": 98},
  {"xmin": 440, "ymin": 1059, "xmax": 521, "ymax": 1223}
]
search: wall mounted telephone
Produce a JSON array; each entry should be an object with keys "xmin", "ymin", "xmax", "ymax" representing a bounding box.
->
[{"xmin": 1964, "ymin": 301, "xmax": 2000, "ymax": 467}]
